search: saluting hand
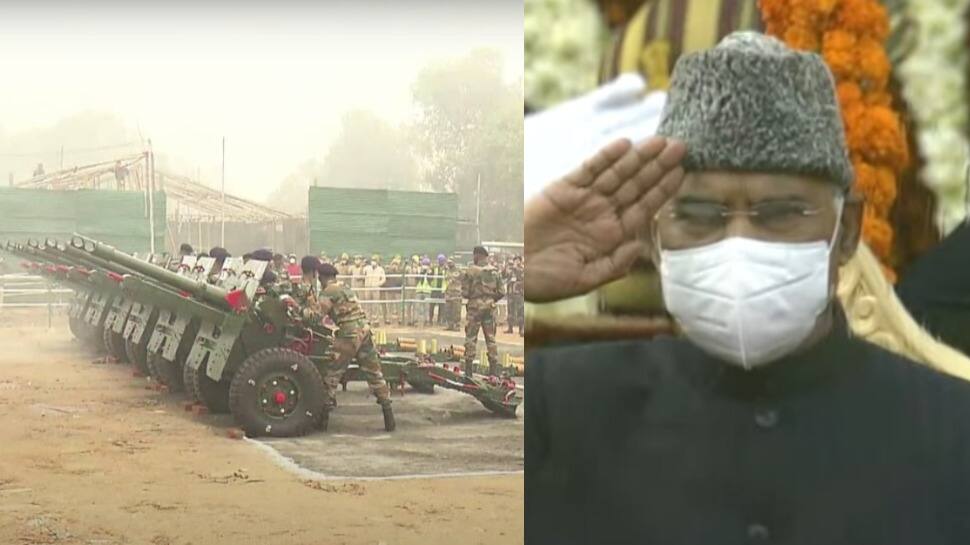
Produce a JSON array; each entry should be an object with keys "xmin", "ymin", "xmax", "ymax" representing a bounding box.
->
[{"xmin": 524, "ymin": 137, "xmax": 686, "ymax": 303}]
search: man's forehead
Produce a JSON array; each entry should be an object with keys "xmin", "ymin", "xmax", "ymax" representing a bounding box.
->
[{"xmin": 675, "ymin": 170, "xmax": 837, "ymax": 200}]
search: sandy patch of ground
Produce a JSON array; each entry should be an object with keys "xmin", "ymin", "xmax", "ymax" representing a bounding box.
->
[{"xmin": 0, "ymin": 317, "xmax": 522, "ymax": 545}]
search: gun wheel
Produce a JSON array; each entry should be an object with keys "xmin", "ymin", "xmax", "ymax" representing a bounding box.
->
[
  {"xmin": 189, "ymin": 362, "xmax": 230, "ymax": 414},
  {"xmin": 102, "ymin": 326, "xmax": 129, "ymax": 363},
  {"xmin": 68, "ymin": 315, "xmax": 86, "ymax": 340},
  {"xmin": 124, "ymin": 339, "xmax": 151, "ymax": 376},
  {"xmin": 70, "ymin": 316, "xmax": 102, "ymax": 351},
  {"xmin": 229, "ymin": 348, "xmax": 327, "ymax": 438},
  {"xmin": 183, "ymin": 359, "xmax": 200, "ymax": 402},
  {"xmin": 147, "ymin": 352, "xmax": 184, "ymax": 393}
]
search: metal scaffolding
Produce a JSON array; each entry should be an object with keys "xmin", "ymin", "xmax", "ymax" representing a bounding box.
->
[{"xmin": 13, "ymin": 151, "xmax": 294, "ymax": 224}]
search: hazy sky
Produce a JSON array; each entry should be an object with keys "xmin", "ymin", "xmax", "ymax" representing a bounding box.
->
[{"xmin": 0, "ymin": 1, "xmax": 523, "ymax": 203}]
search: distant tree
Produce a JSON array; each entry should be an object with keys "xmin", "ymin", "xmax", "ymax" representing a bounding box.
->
[
  {"xmin": 410, "ymin": 49, "xmax": 524, "ymax": 242},
  {"xmin": 268, "ymin": 110, "xmax": 421, "ymax": 214}
]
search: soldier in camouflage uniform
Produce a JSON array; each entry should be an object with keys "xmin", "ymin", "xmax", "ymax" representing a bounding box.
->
[
  {"xmin": 462, "ymin": 246, "xmax": 505, "ymax": 377},
  {"xmin": 443, "ymin": 259, "xmax": 463, "ymax": 331},
  {"xmin": 309, "ymin": 263, "xmax": 395, "ymax": 432},
  {"xmin": 288, "ymin": 256, "xmax": 321, "ymax": 305},
  {"xmin": 505, "ymin": 255, "xmax": 524, "ymax": 337}
]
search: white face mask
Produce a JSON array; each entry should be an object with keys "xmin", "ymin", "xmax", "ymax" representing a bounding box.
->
[{"xmin": 658, "ymin": 197, "xmax": 843, "ymax": 369}]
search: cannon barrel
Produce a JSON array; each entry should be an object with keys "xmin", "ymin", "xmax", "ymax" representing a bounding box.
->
[
  {"xmin": 56, "ymin": 240, "xmax": 145, "ymax": 277},
  {"xmin": 71, "ymin": 234, "xmax": 232, "ymax": 308}
]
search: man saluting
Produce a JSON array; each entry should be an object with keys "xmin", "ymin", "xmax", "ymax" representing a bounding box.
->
[{"xmin": 525, "ymin": 32, "xmax": 970, "ymax": 545}]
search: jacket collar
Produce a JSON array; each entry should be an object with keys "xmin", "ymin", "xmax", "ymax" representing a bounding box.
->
[{"xmin": 678, "ymin": 306, "xmax": 866, "ymax": 400}]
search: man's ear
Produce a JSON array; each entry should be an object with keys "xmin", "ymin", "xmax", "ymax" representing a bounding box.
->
[{"xmin": 837, "ymin": 193, "xmax": 863, "ymax": 266}]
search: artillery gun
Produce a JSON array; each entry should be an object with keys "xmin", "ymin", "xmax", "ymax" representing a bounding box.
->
[{"xmin": 5, "ymin": 236, "xmax": 521, "ymax": 436}]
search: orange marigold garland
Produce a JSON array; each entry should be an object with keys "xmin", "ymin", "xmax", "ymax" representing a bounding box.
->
[{"xmin": 760, "ymin": 0, "xmax": 909, "ymax": 282}]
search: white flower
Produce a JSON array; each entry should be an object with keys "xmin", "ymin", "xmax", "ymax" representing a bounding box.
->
[
  {"xmin": 525, "ymin": 0, "xmax": 609, "ymax": 108},
  {"xmin": 898, "ymin": 0, "xmax": 970, "ymax": 233}
]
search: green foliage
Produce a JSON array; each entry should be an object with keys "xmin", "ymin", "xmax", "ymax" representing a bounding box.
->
[
  {"xmin": 267, "ymin": 110, "xmax": 421, "ymax": 215},
  {"xmin": 410, "ymin": 49, "xmax": 524, "ymax": 243}
]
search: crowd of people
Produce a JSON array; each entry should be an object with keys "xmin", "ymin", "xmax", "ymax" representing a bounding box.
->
[{"xmin": 174, "ymin": 243, "xmax": 525, "ymax": 338}]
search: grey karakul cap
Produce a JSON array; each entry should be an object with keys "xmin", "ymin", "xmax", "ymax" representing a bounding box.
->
[{"xmin": 656, "ymin": 31, "xmax": 854, "ymax": 188}]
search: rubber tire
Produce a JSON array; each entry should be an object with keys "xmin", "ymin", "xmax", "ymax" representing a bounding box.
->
[
  {"xmin": 147, "ymin": 352, "xmax": 184, "ymax": 393},
  {"xmin": 228, "ymin": 348, "xmax": 327, "ymax": 438},
  {"xmin": 70, "ymin": 316, "xmax": 101, "ymax": 351},
  {"xmin": 183, "ymin": 360, "xmax": 200, "ymax": 403},
  {"xmin": 103, "ymin": 326, "xmax": 129, "ymax": 363},
  {"xmin": 125, "ymin": 339, "xmax": 151, "ymax": 376},
  {"xmin": 190, "ymin": 361, "xmax": 230, "ymax": 414},
  {"xmin": 68, "ymin": 315, "xmax": 85, "ymax": 340},
  {"xmin": 86, "ymin": 325, "xmax": 107, "ymax": 353}
]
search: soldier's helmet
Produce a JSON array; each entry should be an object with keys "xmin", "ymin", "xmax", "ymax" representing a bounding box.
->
[
  {"xmin": 437, "ymin": 254, "xmax": 446, "ymax": 264},
  {"xmin": 473, "ymin": 246, "xmax": 489, "ymax": 257},
  {"xmin": 371, "ymin": 254, "xmax": 380, "ymax": 262},
  {"xmin": 411, "ymin": 255, "xmax": 420, "ymax": 263},
  {"xmin": 421, "ymin": 257, "xmax": 431, "ymax": 266},
  {"xmin": 340, "ymin": 252, "xmax": 350, "ymax": 261}
]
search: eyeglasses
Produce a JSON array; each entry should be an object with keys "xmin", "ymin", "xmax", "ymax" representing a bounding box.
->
[{"xmin": 655, "ymin": 199, "xmax": 835, "ymax": 248}]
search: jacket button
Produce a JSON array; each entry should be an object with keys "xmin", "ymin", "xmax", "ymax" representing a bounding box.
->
[
  {"xmin": 747, "ymin": 523, "xmax": 770, "ymax": 540},
  {"xmin": 754, "ymin": 410, "xmax": 779, "ymax": 429}
]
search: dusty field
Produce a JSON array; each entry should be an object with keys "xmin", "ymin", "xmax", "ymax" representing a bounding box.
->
[
  {"xmin": 0, "ymin": 315, "xmax": 523, "ymax": 545},
  {"xmin": 260, "ymin": 381, "xmax": 522, "ymax": 478}
]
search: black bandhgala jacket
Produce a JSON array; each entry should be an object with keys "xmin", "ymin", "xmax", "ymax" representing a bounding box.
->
[{"xmin": 525, "ymin": 318, "xmax": 970, "ymax": 545}]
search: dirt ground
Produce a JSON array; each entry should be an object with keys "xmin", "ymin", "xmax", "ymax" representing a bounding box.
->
[{"xmin": 0, "ymin": 315, "xmax": 523, "ymax": 545}]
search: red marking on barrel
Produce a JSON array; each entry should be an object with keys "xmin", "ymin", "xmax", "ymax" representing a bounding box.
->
[
  {"xmin": 274, "ymin": 391, "xmax": 287, "ymax": 405},
  {"xmin": 107, "ymin": 271, "xmax": 124, "ymax": 283}
]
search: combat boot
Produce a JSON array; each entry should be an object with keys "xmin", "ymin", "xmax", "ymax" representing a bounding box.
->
[
  {"xmin": 318, "ymin": 407, "xmax": 330, "ymax": 432},
  {"xmin": 379, "ymin": 399, "xmax": 396, "ymax": 432}
]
